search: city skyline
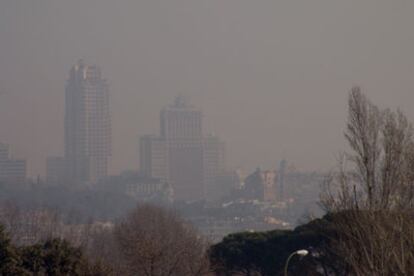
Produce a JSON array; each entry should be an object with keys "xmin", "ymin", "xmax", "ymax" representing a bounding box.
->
[
  {"xmin": 0, "ymin": 2, "xmax": 412, "ymax": 274},
  {"xmin": 2, "ymin": 1, "xmax": 414, "ymax": 177}
]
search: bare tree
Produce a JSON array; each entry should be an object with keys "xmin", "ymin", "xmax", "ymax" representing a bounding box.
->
[
  {"xmin": 322, "ymin": 86, "xmax": 414, "ymax": 211},
  {"xmin": 321, "ymin": 87, "xmax": 414, "ymax": 275},
  {"xmin": 114, "ymin": 204, "xmax": 211, "ymax": 276},
  {"xmin": 327, "ymin": 210, "xmax": 414, "ymax": 276},
  {"xmin": 345, "ymin": 87, "xmax": 382, "ymax": 209}
]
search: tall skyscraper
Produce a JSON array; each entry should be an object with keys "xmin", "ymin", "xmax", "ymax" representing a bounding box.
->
[
  {"xmin": 161, "ymin": 96, "xmax": 204, "ymax": 200},
  {"xmin": 203, "ymin": 134, "xmax": 226, "ymax": 200},
  {"xmin": 65, "ymin": 60, "xmax": 111, "ymax": 185},
  {"xmin": 140, "ymin": 96, "xmax": 226, "ymax": 201}
]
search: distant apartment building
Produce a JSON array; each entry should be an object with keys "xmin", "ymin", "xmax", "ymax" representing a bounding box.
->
[
  {"xmin": 46, "ymin": 156, "xmax": 66, "ymax": 186},
  {"xmin": 102, "ymin": 171, "xmax": 172, "ymax": 202},
  {"xmin": 64, "ymin": 60, "xmax": 111, "ymax": 185},
  {"xmin": 0, "ymin": 143, "xmax": 27, "ymax": 186},
  {"xmin": 140, "ymin": 96, "xmax": 226, "ymax": 201}
]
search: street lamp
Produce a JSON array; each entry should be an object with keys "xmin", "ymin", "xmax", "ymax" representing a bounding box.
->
[{"xmin": 284, "ymin": 249, "xmax": 309, "ymax": 276}]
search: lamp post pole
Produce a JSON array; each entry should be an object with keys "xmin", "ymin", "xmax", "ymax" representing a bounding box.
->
[{"xmin": 284, "ymin": 249, "xmax": 308, "ymax": 276}]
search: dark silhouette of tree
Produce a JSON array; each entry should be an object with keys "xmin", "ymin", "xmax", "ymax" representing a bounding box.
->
[
  {"xmin": 0, "ymin": 225, "xmax": 23, "ymax": 275},
  {"xmin": 18, "ymin": 238, "xmax": 87, "ymax": 275},
  {"xmin": 210, "ymin": 214, "xmax": 348, "ymax": 276},
  {"xmin": 20, "ymin": 244, "xmax": 44, "ymax": 274}
]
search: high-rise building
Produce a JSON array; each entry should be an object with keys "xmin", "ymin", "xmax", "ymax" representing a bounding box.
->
[
  {"xmin": 161, "ymin": 96, "xmax": 204, "ymax": 200},
  {"xmin": 160, "ymin": 96, "xmax": 203, "ymax": 141},
  {"xmin": 64, "ymin": 60, "xmax": 111, "ymax": 185},
  {"xmin": 140, "ymin": 97, "xmax": 226, "ymax": 201},
  {"xmin": 0, "ymin": 143, "xmax": 27, "ymax": 186},
  {"xmin": 203, "ymin": 134, "xmax": 226, "ymax": 201}
]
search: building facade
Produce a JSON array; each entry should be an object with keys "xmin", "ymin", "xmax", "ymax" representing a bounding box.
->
[
  {"xmin": 139, "ymin": 135, "xmax": 168, "ymax": 183},
  {"xmin": 203, "ymin": 134, "xmax": 226, "ymax": 201},
  {"xmin": 101, "ymin": 171, "xmax": 172, "ymax": 202},
  {"xmin": 0, "ymin": 143, "xmax": 9, "ymax": 162},
  {"xmin": 0, "ymin": 143, "xmax": 27, "ymax": 186},
  {"xmin": 140, "ymin": 97, "xmax": 226, "ymax": 201},
  {"xmin": 64, "ymin": 60, "xmax": 111, "ymax": 185},
  {"xmin": 161, "ymin": 96, "xmax": 204, "ymax": 201}
]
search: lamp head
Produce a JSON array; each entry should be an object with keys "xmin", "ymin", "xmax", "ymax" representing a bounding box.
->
[{"xmin": 296, "ymin": 249, "xmax": 309, "ymax": 256}]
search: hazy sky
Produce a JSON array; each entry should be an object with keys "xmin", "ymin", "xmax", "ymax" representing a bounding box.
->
[{"xmin": 1, "ymin": 0, "xmax": 414, "ymax": 177}]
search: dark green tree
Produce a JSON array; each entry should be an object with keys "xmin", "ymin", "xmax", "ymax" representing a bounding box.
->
[
  {"xmin": 0, "ymin": 224, "xmax": 24, "ymax": 275},
  {"xmin": 20, "ymin": 244, "xmax": 45, "ymax": 274},
  {"xmin": 209, "ymin": 214, "xmax": 348, "ymax": 276},
  {"xmin": 19, "ymin": 238, "xmax": 86, "ymax": 275},
  {"xmin": 41, "ymin": 239, "xmax": 84, "ymax": 276}
]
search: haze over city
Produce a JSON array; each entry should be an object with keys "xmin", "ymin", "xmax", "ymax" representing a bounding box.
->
[
  {"xmin": 2, "ymin": 1, "xmax": 414, "ymax": 275},
  {"xmin": 1, "ymin": 0, "xmax": 414, "ymax": 177}
]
